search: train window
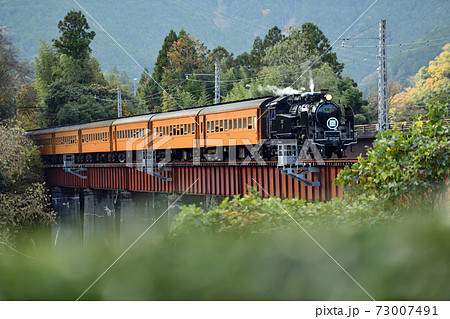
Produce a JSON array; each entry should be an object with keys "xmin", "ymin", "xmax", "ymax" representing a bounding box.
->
[
  {"xmin": 248, "ymin": 117, "xmax": 252, "ymax": 129},
  {"xmin": 224, "ymin": 120, "xmax": 228, "ymax": 130},
  {"xmin": 161, "ymin": 127, "xmax": 164, "ymax": 136},
  {"xmin": 184, "ymin": 124, "xmax": 187, "ymax": 134},
  {"xmin": 180, "ymin": 127, "xmax": 183, "ymax": 135},
  {"xmin": 169, "ymin": 125, "xmax": 172, "ymax": 136},
  {"xmin": 238, "ymin": 118, "xmax": 242, "ymax": 129},
  {"xmin": 207, "ymin": 121, "xmax": 210, "ymax": 133},
  {"xmin": 233, "ymin": 119, "xmax": 237, "ymax": 129},
  {"xmin": 220, "ymin": 120, "xmax": 223, "ymax": 132},
  {"xmin": 243, "ymin": 118, "xmax": 247, "ymax": 129},
  {"xmin": 215, "ymin": 120, "xmax": 218, "ymax": 132},
  {"xmin": 188, "ymin": 123, "xmax": 191, "ymax": 134},
  {"xmin": 192, "ymin": 123, "xmax": 195, "ymax": 134},
  {"xmin": 201, "ymin": 122, "xmax": 203, "ymax": 133}
]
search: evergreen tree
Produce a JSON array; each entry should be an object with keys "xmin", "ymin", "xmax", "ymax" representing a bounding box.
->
[
  {"xmin": 153, "ymin": 30, "xmax": 178, "ymax": 82},
  {"xmin": 52, "ymin": 10, "xmax": 95, "ymax": 60}
]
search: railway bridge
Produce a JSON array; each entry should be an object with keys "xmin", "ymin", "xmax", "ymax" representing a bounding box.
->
[{"xmin": 44, "ymin": 124, "xmax": 382, "ymax": 201}]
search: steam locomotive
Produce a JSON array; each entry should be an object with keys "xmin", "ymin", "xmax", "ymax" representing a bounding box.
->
[
  {"xmin": 264, "ymin": 90, "xmax": 355, "ymax": 159},
  {"xmin": 28, "ymin": 91, "xmax": 355, "ymax": 163}
]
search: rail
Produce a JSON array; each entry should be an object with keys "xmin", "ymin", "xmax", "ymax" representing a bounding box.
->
[{"xmin": 354, "ymin": 119, "xmax": 450, "ymax": 133}]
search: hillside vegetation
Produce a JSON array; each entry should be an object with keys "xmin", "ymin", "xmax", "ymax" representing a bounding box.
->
[{"xmin": 1, "ymin": 0, "xmax": 449, "ymax": 84}]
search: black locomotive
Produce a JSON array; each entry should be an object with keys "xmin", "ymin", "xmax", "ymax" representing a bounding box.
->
[{"xmin": 263, "ymin": 91, "xmax": 355, "ymax": 158}]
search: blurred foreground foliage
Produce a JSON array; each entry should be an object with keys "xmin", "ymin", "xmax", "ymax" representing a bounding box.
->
[
  {"xmin": 0, "ymin": 120, "xmax": 55, "ymax": 244},
  {"xmin": 0, "ymin": 210, "xmax": 449, "ymax": 300}
]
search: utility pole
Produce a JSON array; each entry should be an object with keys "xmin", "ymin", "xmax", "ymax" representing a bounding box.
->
[
  {"xmin": 377, "ymin": 19, "xmax": 387, "ymax": 132},
  {"xmin": 117, "ymin": 84, "xmax": 122, "ymax": 118},
  {"xmin": 215, "ymin": 60, "xmax": 220, "ymax": 104},
  {"xmin": 185, "ymin": 60, "xmax": 221, "ymax": 104}
]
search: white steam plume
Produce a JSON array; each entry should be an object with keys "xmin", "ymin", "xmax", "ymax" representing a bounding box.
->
[{"xmin": 258, "ymin": 85, "xmax": 305, "ymax": 96}]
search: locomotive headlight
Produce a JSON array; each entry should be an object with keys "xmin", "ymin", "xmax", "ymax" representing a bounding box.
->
[{"xmin": 325, "ymin": 93, "xmax": 333, "ymax": 101}]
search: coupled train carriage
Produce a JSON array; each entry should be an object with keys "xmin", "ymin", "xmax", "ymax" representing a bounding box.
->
[{"xmin": 27, "ymin": 91, "xmax": 356, "ymax": 164}]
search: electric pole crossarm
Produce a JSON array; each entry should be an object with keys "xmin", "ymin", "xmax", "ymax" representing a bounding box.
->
[{"xmin": 184, "ymin": 60, "xmax": 220, "ymax": 104}]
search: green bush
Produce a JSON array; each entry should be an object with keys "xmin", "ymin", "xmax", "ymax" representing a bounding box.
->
[
  {"xmin": 335, "ymin": 103, "xmax": 449, "ymax": 211},
  {"xmin": 169, "ymin": 188, "xmax": 398, "ymax": 239}
]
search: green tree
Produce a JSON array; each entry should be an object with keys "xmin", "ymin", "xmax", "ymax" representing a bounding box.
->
[
  {"xmin": 153, "ymin": 30, "xmax": 178, "ymax": 83},
  {"xmin": 161, "ymin": 90, "xmax": 177, "ymax": 112},
  {"xmin": 34, "ymin": 40, "xmax": 59, "ymax": 100},
  {"xmin": 53, "ymin": 54, "xmax": 106, "ymax": 85},
  {"xmin": 16, "ymin": 83, "xmax": 40, "ymax": 130},
  {"xmin": 250, "ymin": 26, "xmax": 285, "ymax": 72},
  {"xmin": 299, "ymin": 22, "xmax": 343, "ymax": 76},
  {"xmin": 52, "ymin": 10, "xmax": 95, "ymax": 60},
  {"xmin": 0, "ymin": 29, "xmax": 27, "ymax": 120},
  {"xmin": 337, "ymin": 76, "xmax": 370, "ymax": 124},
  {"xmin": 0, "ymin": 121, "xmax": 55, "ymax": 243}
]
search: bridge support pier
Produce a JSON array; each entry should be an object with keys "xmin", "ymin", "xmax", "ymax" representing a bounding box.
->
[
  {"xmin": 50, "ymin": 188, "xmax": 224, "ymax": 247},
  {"xmin": 51, "ymin": 187, "xmax": 82, "ymax": 249},
  {"xmin": 82, "ymin": 188, "xmax": 116, "ymax": 246}
]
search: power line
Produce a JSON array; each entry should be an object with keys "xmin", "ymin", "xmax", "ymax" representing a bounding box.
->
[
  {"xmin": 340, "ymin": 21, "xmax": 379, "ymax": 40},
  {"xmin": 342, "ymin": 37, "xmax": 450, "ymax": 48}
]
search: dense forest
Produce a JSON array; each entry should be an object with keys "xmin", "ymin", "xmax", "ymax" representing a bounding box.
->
[{"xmin": 1, "ymin": 0, "xmax": 449, "ymax": 85}]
